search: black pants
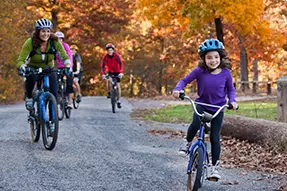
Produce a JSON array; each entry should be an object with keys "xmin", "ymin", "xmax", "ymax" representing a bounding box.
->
[
  {"xmin": 25, "ymin": 72, "xmax": 58, "ymax": 100},
  {"xmin": 65, "ymin": 75, "xmax": 73, "ymax": 94},
  {"xmin": 186, "ymin": 105, "xmax": 224, "ymax": 165}
]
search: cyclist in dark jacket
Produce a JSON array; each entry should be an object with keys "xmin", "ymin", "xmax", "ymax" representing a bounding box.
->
[{"xmin": 70, "ymin": 45, "xmax": 83, "ymax": 102}]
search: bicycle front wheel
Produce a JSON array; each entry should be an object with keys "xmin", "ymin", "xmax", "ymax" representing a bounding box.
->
[
  {"xmin": 42, "ymin": 93, "xmax": 59, "ymax": 150},
  {"xmin": 111, "ymin": 88, "xmax": 116, "ymax": 113},
  {"xmin": 57, "ymin": 85, "xmax": 65, "ymax": 121},
  {"xmin": 187, "ymin": 147, "xmax": 204, "ymax": 191}
]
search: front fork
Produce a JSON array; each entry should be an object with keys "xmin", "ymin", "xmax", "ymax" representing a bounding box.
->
[
  {"xmin": 187, "ymin": 141, "xmax": 208, "ymax": 175},
  {"xmin": 39, "ymin": 92, "xmax": 55, "ymax": 122}
]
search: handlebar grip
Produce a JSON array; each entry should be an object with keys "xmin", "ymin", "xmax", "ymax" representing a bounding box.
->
[
  {"xmin": 227, "ymin": 103, "xmax": 239, "ymax": 110},
  {"xmin": 179, "ymin": 92, "xmax": 185, "ymax": 100}
]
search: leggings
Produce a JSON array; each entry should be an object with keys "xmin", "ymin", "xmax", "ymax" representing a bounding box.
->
[
  {"xmin": 25, "ymin": 72, "xmax": 58, "ymax": 100},
  {"xmin": 186, "ymin": 105, "xmax": 224, "ymax": 165}
]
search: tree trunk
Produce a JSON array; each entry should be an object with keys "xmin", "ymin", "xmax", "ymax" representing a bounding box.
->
[
  {"xmin": 129, "ymin": 74, "xmax": 135, "ymax": 97},
  {"xmin": 138, "ymin": 77, "xmax": 146, "ymax": 97},
  {"xmin": 222, "ymin": 115, "xmax": 287, "ymax": 152},
  {"xmin": 238, "ymin": 35, "xmax": 249, "ymax": 91},
  {"xmin": 50, "ymin": 0, "xmax": 59, "ymax": 30},
  {"xmin": 158, "ymin": 38, "xmax": 165, "ymax": 95},
  {"xmin": 252, "ymin": 59, "xmax": 259, "ymax": 93},
  {"xmin": 214, "ymin": 18, "xmax": 224, "ymax": 44},
  {"xmin": 158, "ymin": 62, "xmax": 163, "ymax": 95}
]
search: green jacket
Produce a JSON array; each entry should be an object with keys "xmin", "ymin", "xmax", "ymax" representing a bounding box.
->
[{"xmin": 16, "ymin": 38, "xmax": 71, "ymax": 68}]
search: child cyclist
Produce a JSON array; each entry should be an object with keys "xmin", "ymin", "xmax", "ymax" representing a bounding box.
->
[{"xmin": 172, "ymin": 39, "xmax": 238, "ymax": 179}]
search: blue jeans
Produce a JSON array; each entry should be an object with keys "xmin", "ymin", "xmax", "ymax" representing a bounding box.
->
[{"xmin": 186, "ymin": 105, "xmax": 224, "ymax": 165}]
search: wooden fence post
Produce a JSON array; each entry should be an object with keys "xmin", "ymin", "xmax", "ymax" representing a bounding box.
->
[
  {"xmin": 277, "ymin": 77, "xmax": 287, "ymax": 122},
  {"xmin": 267, "ymin": 81, "xmax": 272, "ymax": 95},
  {"xmin": 252, "ymin": 81, "xmax": 257, "ymax": 93}
]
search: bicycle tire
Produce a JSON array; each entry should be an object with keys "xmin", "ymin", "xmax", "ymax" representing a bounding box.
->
[
  {"xmin": 29, "ymin": 118, "xmax": 40, "ymax": 142},
  {"xmin": 187, "ymin": 147, "xmax": 204, "ymax": 191},
  {"xmin": 65, "ymin": 107, "xmax": 71, "ymax": 118},
  {"xmin": 73, "ymin": 91, "xmax": 80, "ymax": 109},
  {"xmin": 41, "ymin": 93, "xmax": 59, "ymax": 150},
  {"xmin": 111, "ymin": 87, "xmax": 116, "ymax": 113},
  {"xmin": 58, "ymin": 85, "xmax": 65, "ymax": 121}
]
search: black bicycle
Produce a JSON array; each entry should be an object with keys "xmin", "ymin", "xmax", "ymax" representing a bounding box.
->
[
  {"xmin": 57, "ymin": 69, "xmax": 71, "ymax": 120},
  {"xmin": 24, "ymin": 67, "xmax": 59, "ymax": 150},
  {"xmin": 106, "ymin": 74, "xmax": 120, "ymax": 113}
]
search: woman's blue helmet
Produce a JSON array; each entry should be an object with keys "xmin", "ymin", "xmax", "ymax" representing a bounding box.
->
[{"xmin": 198, "ymin": 39, "xmax": 224, "ymax": 56}]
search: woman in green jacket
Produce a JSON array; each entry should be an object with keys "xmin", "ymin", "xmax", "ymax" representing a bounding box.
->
[{"xmin": 17, "ymin": 18, "xmax": 71, "ymax": 111}]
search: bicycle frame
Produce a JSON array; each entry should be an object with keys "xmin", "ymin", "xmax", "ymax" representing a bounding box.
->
[
  {"xmin": 26, "ymin": 68, "xmax": 56, "ymax": 123},
  {"xmin": 181, "ymin": 94, "xmax": 232, "ymax": 175},
  {"xmin": 40, "ymin": 74, "xmax": 56, "ymax": 122}
]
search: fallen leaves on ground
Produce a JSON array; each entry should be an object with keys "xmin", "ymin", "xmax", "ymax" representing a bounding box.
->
[
  {"xmin": 220, "ymin": 180, "xmax": 239, "ymax": 185},
  {"xmin": 147, "ymin": 128, "xmax": 287, "ymax": 175},
  {"xmin": 275, "ymin": 184, "xmax": 287, "ymax": 191},
  {"xmin": 221, "ymin": 136, "xmax": 287, "ymax": 175},
  {"xmin": 147, "ymin": 128, "xmax": 185, "ymax": 139}
]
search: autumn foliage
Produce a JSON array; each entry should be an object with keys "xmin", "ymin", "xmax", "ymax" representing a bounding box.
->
[{"xmin": 0, "ymin": 0, "xmax": 287, "ymax": 103}]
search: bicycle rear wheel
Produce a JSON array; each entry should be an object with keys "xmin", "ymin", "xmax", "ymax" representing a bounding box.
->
[
  {"xmin": 187, "ymin": 147, "xmax": 204, "ymax": 191},
  {"xmin": 65, "ymin": 106, "xmax": 71, "ymax": 118},
  {"xmin": 111, "ymin": 87, "xmax": 116, "ymax": 113},
  {"xmin": 42, "ymin": 93, "xmax": 59, "ymax": 150},
  {"xmin": 29, "ymin": 117, "xmax": 40, "ymax": 142},
  {"xmin": 72, "ymin": 91, "xmax": 80, "ymax": 109}
]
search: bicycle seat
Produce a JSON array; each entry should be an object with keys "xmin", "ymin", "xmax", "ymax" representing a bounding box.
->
[{"xmin": 201, "ymin": 111, "xmax": 213, "ymax": 123}]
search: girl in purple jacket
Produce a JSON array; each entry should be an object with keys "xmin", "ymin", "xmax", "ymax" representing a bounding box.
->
[{"xmin": 173, "ymin": 39, "xmax": 238, "ymax": 179}]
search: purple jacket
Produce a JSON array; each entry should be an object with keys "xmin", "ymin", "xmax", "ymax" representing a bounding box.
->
[
  {"xmin": 56, "ymin": 42, "xmax": 73, "ymax": 69},
  {"xmin": 174, "ymin": 66, "xmax": 236, "ymax": 111}
]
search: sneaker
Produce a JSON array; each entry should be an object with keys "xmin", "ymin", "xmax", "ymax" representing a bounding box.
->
[
  {"xmin": 48, "ymin": 122, "xmax": 55, "ymax": 137},
  {"xmin": 117, "ymin": 101, "xmax": 122, "ymax": 108},
  {"xmin": 107, "ymin": 92, "xmax": 111, "ymax": 99},
  {"xmin": 208, "ymin": 161, "xmax": 221, "ymax": 180},
  {"xmin": 25, "ymin": 98, "xmax": 33, "ymax": 111},
  {"xmin": 67, "ymin": 103, "xmax": 72, "ymax": 109},
  {"xmin": 178, "ymin": 141, "xmax": 192, "ymax": 156},
  {"xmin": 76, "ymin": 94, "xmax": 82, "ymax": 103}
]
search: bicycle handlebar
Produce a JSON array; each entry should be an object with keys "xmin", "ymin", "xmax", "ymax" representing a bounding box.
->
[
  {"xmin": 179, "ymin": 92, "xmax": 238, "ymax": 119},
  {"xmin": 24, "ymin": 67, "xmax": 56, "ymax": 77},
  {"xmin": 105, "ymin": 74, "xmax": 120, "ymax": 79}
]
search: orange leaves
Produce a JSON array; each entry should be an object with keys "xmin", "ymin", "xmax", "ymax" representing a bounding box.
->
[
  {"xmin": 136, "ymin": 0, "xmax": 187, "ymax": 28},
  {"xmin": 183, "ymin": 0, "xmax": 267, "ymax": 36},
  {"xmin": 221, "ymin": 136, "xmax": 287, "ymax": 174}
]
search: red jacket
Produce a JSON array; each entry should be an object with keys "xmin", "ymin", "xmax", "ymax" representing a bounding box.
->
[{"xmin": 100, "ymin": 52, "xmax": 124, "ymax": 74}]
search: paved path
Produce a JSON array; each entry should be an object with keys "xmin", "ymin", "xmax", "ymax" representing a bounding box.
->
[{"xmin": 0, "ymin": 96, "xmax": 285, "ymax": 191}]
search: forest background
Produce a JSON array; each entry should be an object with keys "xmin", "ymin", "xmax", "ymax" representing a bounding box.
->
[{"xmin": 0, "ymin": 0, "xmax": 286, "ymax": 103}]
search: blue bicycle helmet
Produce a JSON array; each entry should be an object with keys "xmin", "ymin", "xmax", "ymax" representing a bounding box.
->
[
  {"xmin": 35, "ymin": 18, "xmax": 53, "ymax": 30},
  {"xmin": 198, "ymin": 39, "xmax": 224, "ymax": 56}
]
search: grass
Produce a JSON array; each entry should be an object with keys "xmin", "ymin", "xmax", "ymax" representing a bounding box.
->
[{"xmin": 144, "ymin": 101, "xmax": 277, "ymax": 123}]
